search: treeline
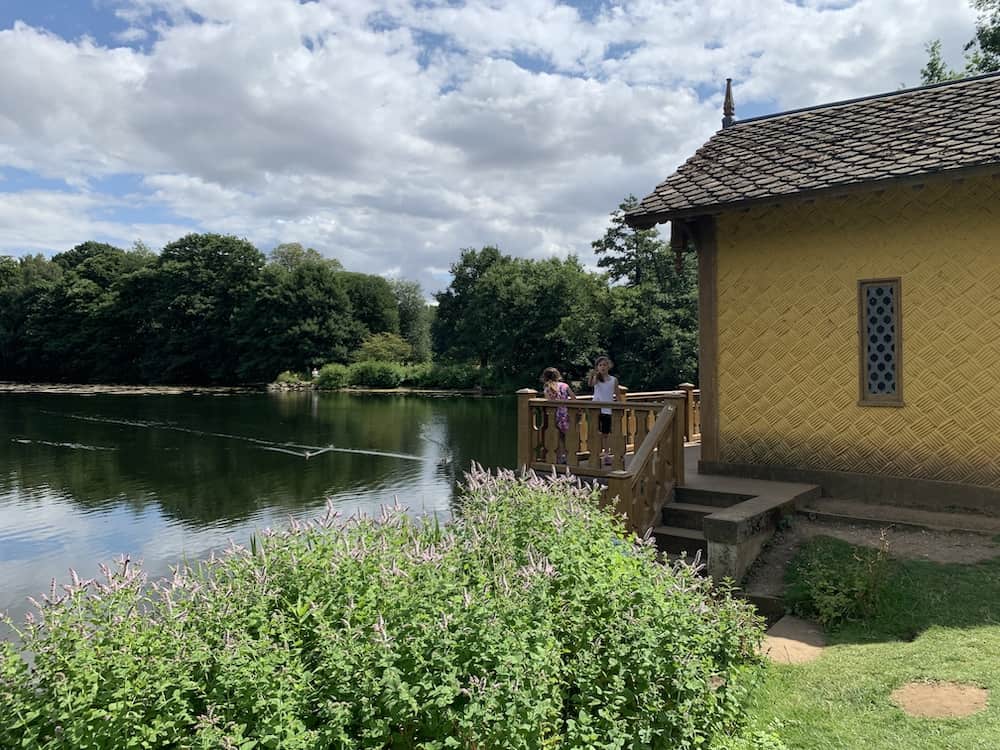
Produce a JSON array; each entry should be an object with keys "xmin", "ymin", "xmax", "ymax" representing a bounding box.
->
[
  {"xmin": 0, "ymin": 238, "xmax": 430, "ymax": 384},
  {"xmin": 0, "ymin": 197, "xmax": 698, "ymax": 389},
  {"xmin": 430, "ymin": 197, "xmax": 698, "ymax": 389}
]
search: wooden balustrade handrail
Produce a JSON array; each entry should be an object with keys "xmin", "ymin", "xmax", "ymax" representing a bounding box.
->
[
  {"xmin": 517, "ymin": 385, "xmax": 687, "ymax": 534},
  {"xmin": 526, "ymin": 398, "xmax": 668, "ymax": 411},
  {"xmin": 622, "ymin": 403, "xmax": 676, "ymax": 477}
]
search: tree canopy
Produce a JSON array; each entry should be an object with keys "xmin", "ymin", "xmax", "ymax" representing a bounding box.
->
[
  {"xmin": 2, "ymin": 200, "xmax": 699, "ymax": 390},
  {"xmin": 921, "ymin": 0, "xmax": 1000, "ymax": 83}
]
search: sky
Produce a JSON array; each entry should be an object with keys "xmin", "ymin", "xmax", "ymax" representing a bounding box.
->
[{"xmin": 0, "ymin": 0, "xmax": 978, "ymax": 292}]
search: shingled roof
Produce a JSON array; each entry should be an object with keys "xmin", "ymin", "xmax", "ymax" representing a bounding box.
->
[{"xmin": 627, "ymin": 71, "xmax": 1000, "ymax": 228}]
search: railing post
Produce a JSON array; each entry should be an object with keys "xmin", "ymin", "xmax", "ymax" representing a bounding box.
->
[
  {"xmin": 672, "ymin": 403, "xmax": 686, "ymax": 485},
  {"xmin": 516, "ymin": 388, "xmax": 537, "ymax": 471},
  {"xmin": 679, "ymin": 382, "xmax": 696, "ymax": 442}
]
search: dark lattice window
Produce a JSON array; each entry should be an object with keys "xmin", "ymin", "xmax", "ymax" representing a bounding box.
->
[{"xmin": 858, "ymin": 279, "xmax": 902, "ymax": 406}]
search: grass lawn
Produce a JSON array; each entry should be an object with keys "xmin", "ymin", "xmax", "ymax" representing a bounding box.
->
[{"xmin": 750, "ymin": 537, "xmax": 1000, "ymax": 750}]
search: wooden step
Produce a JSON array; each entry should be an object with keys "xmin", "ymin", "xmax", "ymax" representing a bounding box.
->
[
  {"xmin": 652, "ymin": 525, "xmax": 708, "ymax": 557},
  {"xmin": 673, "ymin": 486, "xmax": 751, "ymax": 508},
  {"xmin": 661, "ymin": 502, "xmax": 717, "ymax": 531}
]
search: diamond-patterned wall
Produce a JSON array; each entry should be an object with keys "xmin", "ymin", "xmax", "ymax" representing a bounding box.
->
[{"xmin": 716, "ymin": 173, "xmax": 1000, "ymax": 487}]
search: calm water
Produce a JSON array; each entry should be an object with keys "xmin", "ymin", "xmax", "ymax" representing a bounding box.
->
[{"xmin": 0, "ymin": 391, "xmax": 515, "ymax": 628}]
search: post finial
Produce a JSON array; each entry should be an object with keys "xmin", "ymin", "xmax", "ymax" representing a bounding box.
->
[{"xmin": 722, "ymin": 78, "xmax": 735, "ymax": 128}]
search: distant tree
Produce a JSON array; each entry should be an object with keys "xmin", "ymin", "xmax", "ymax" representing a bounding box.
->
[
  {"xmin": 354, "ymin": 332, "xmax": 413, "ymax": 363},
  {"xmin": 143, "ymin": 233, "xmax": 265, "ymax": 384},
  {"xmin": 921, "ymin": 0, "xmax": 1000, "ymax": 83},
  {"xmin": 433, "ymin": 247, "xmax": 510, "ymax": 369},
  {"xmin": 340, "ymin": 272, "xmax": 400, "ymax": 342},
  {"xmin": 235, "ymin": 259, "xmax": 354, "ymax": 381},
  {"xmin": 433, "ymin": 246, "xmax": 607, "ymax": 380},
  {"xmin": 920, "ymin": 40, "xmax": 963, "ymax": 84},
  {"xmin": 591, "ymin": 195, "xmax": 672, "ymax": 288},
  {"xmin": 965, "ymin": 0, "xmax": 1000, "ymax": 73},
  {"xmin": 390, "ymin": 279, "xmax": 432, "ymax": 362},
  {"xmin": 269, "ymin": 242, "xmax": 343, "ymax": 272},
  {"xmin": 0, "ymin": 255, "xmax": 62, "ymax": 379},
  {"xmin": 592, "ymin": 197, "xmax": 700, "ymax": 389}
]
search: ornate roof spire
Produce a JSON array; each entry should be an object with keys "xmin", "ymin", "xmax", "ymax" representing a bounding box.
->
[{"xmin": 722, "ymin": 78, "xmax": 735, "ymax": 128}]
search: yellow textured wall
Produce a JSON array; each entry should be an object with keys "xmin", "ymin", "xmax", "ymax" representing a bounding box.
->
[{"xmin": 716, "ymin": 173, "xmax": 1000, "ymax": 487}]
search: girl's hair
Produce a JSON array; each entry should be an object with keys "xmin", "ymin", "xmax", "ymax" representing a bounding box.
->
[
  {"xmin": 541, "ymin": 367, "xmax": 561, "ymax": 383},
  {"xmin": 593, "ymin": 356, "xmax": 612, "ymax": 382}
]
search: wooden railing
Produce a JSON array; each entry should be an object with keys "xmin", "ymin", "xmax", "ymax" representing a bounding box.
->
[{"xmin": 516, "ymin": 388, "xmax": 688, "ymax": 533}]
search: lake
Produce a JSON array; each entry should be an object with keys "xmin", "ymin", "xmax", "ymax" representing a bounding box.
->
[{"xmin": 0, "ymin": 391, "xmax": 515, "ymax": 628}]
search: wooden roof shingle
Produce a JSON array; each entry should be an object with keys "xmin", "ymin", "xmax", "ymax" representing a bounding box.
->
[{"xmin": 627, "ymin": 72, "xmax": 1000, "ymax": 228}]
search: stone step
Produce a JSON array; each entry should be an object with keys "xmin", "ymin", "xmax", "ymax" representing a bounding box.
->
[
  {"xmin": 652, "ymin": 525, "xmax": 708, "ymax": 557},
  {"xmin": 661, "ymin": 502, "xmax": 717, "ymax": 530},
  {"xmin": 674, "ymin": 486, "xmax": 751, "ymax": 508}
]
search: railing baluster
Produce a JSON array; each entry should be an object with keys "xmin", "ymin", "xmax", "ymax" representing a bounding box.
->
[
  {"xmin": 611, "ymin": 414, "xmax": 627, "ymax": 470},
  {"xmin": 634, "ymin": 407, "xmax": 650, "ymax": 447},
  {"xmin": 586, "ymin": 409, "xmax": 603, "ymax": 468}
]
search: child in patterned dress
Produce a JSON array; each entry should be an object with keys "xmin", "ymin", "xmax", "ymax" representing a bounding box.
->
[{"xmin": 541, "ymin": 367, "xmax": 576, "ymax": 464}]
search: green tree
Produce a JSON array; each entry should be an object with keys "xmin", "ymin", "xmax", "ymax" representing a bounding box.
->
[
  {"xmin": 390, "ymin": 279, "xmax": 432, "ymax": 362},
  {"xmin": 921, "ymin": 0, "xmax": 1000, "ymax": 83},
  {"xmin": 5, "ymin": 255, "xmax": 65, "ymax": 380},
  {"xmin": 920, "ymin": 40, "xmax": 963, "ymax": 84},
  {"xmin": 143, "ymin": 233, "xmax": 265, "ymax": 384},
  {"xmin": 268, "ymin": 242, "xmax": 343, "ymax": 272},
  {"xmin": 339, "ymin": 272, "xmax": 399, "ymax": 343},
  {"xmin": 433, "ymin": 247, "xmax": 514, "ymax": 369},
  {"xmin": 234, "ymin": 258, "xmax": 354, "ymax": 381},
  {"xmin": 593, "ymin": 198, "xmax": 700, "ymax": 389},
  {"xmin": 433, "ymin": 247, "xmax": 607, "ymax": 381},
  {"xmin": 591, "ymin": 195, "xmax": 672, "ymax": 288},
  {"xmin": 354, "ymin": 332, "xmax": 413, "ymax": 363},
  {"xmin": 0, "ymin": 255, "xmax": 63, "ymax": 379},
  {"xmin": 966, "ymin": 0, "xmax": 1000, "ymax": 73}
]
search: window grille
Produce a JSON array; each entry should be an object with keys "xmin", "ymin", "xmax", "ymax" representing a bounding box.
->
[{"xmin": 858, "ymin": 278, "xmax": 902, "ymax": 406}]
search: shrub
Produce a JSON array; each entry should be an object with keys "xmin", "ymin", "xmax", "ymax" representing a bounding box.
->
[
  {"xmin": 407, "ymin": 362, "xmax": 482, "ymax": 389},
  {"xmin": 347, "ymin": 360, "xmax": 406, "ymax": 387},
  {"xmin": 0, "ymin": 469, "xmax": 769, "ymax": 749},
  {"xmin": 274, "ymin": 369, "xmax": 306, "ymax": 384},
  {"xmin": 401, "ymin": 362, "xmax": 432, "ymax": 386},
  {"xmin": 784, "ymin": 533, "xmax": 892, "ymax": 628},
  {"xmin": 314, "ymin": 362, "xmax": 350, "ymax": 389}
]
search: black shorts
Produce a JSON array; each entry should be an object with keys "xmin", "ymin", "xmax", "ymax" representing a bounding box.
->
[{"xmin": 598, "ymin": 413, "xmax": 612, "ymax": 434}]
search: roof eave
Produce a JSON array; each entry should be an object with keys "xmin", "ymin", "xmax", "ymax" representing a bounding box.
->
[{"xmin": 624, "ymin": 161, "xmax": 1000, "ymax": 230}]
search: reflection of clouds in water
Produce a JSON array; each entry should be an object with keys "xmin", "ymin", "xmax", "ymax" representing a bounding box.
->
[
  {"xmin": 0, "ymin": 394, "xmax": 510, "ymax": 630},
  {"xmin": 0, "ymin": 458, "xmax": 456, "ymax": 625}
]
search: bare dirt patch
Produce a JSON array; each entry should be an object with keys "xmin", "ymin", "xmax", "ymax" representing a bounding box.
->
[
  {"xmin": 743, "ymin": 517, "xmax": 1000, "ymax": 599},
  {"xmin": 890, "ymin": 681, "xmax": 989, "ymax": 719},
  {"xmin": 761, "ymin": 615, "xmax": 827, "ymax": 664}
]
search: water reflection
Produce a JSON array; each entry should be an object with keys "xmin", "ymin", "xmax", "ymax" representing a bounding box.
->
[{"xmin": 0, "ymin": 391, "xmax": 515, "ymax": 628}]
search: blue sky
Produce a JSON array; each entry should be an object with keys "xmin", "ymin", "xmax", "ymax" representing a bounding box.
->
[{"xmin": 0, "ymin": 0, "xmax": 978, "ymax": 291}]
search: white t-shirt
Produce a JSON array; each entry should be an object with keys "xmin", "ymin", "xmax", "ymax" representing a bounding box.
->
[{"xmin": 593, "ymin": 375, "xmax": 617, "ymax": 414}]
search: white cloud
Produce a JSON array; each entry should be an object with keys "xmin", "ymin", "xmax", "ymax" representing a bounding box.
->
[{"xmin": 0, "ymin": 0, "xmax": 979, "ymax": 290}]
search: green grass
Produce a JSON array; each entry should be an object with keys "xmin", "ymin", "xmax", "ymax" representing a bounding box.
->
[{"xmin": 751, "ymin": 537, "xmax": 1000, "ymax": 750}]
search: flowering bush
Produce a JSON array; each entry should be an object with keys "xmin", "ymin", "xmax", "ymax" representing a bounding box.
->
[{"xmin": 0, "ymin": 469, "xmax": 768, "ymax": 749}]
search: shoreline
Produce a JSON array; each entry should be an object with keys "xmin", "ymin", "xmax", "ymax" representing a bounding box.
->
[{"xmin": 0, "ymin": 382, "xmax": 503, "ymax": 397}]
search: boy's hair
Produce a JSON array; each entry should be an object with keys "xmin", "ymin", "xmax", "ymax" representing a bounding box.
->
[{"xmin": 541, "ymin": 367, "xmax": 561, "ymax": 383}]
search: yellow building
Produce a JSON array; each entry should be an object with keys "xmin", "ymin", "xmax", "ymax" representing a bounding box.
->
[{"xmin": 628, "ymin": 72, "xmax": 1000, "ymax": 510}]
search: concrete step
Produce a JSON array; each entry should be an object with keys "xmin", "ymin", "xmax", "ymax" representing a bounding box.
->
[
  {"xmin": 661, "ymin": 502, "xmax": 717, "ymax": 530},
  {"xmin": 652, "ymin": 525, "xmax": 708, "ymax": 557},
  {"xmin": 674, "ymin": 486, "xmax": 751, "ymax": 508}
]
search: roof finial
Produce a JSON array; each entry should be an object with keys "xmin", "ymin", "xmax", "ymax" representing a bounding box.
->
[{"xmin": 722, "ymin": 78, "xmax": 735, "ymax": 128}]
